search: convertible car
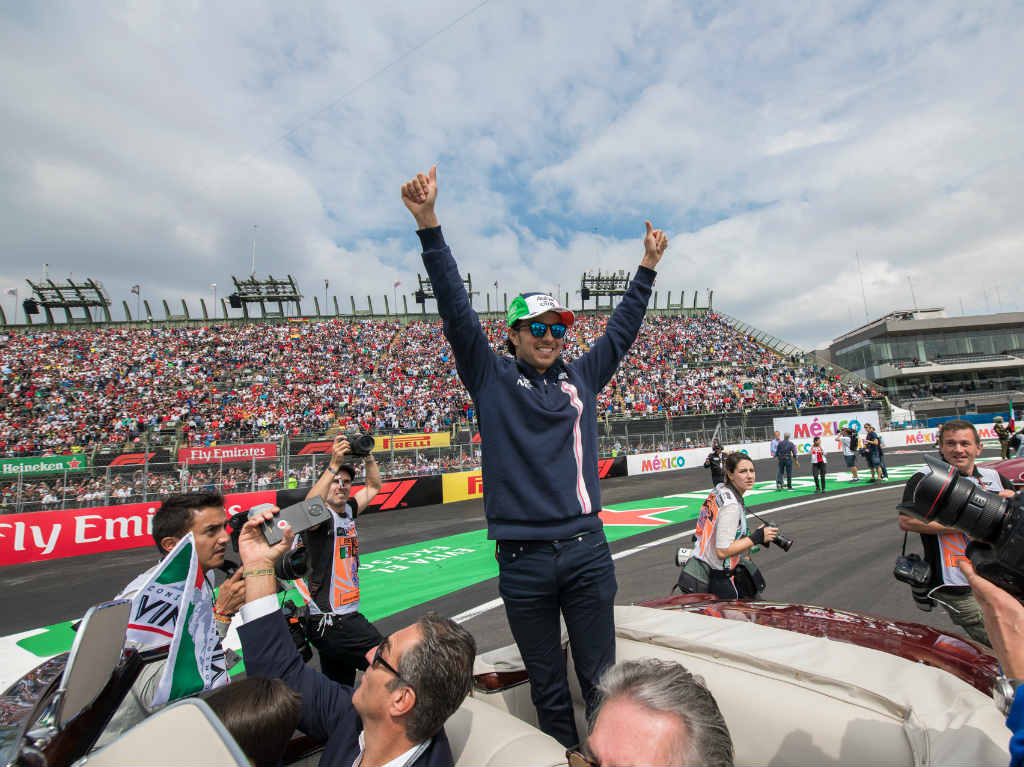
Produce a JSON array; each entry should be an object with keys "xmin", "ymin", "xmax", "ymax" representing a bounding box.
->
[{"xmin": 1, "ymin": 590, "xmax": 1011, "ymax": 766}]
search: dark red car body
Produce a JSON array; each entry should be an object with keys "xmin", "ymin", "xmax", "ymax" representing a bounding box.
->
[{"xmin": 638, "ymin": 593, "xmax": 1000, "ymax": 694}]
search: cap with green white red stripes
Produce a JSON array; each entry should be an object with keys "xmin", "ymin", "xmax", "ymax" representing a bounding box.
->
[{"xmin": 506, "ymin": 293, "xmax": 575, "ymax": 328}]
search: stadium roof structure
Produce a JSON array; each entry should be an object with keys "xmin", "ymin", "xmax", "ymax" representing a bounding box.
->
[
  {"xmin": 22, "ymin": 278, "xmax": 112, "ymax": 325},
  {"xmin": 228, "ymin": 274, "xmax": 303, "ymax": 319}
]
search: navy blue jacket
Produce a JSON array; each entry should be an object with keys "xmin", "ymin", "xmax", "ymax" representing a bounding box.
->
[
  {"xmin": 419, "ymin": 227, "xmax": 655, "ymax": 540},
  {"xmin": 775, "ymin": 439, "xmax": 797, "ymax": 460},
  {"xmin": 238, "ymin": 610, "xmax": 453, "ymax": 767}
]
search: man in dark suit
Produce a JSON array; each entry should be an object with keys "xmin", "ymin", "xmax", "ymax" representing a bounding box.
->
[{"xmin": 234, "ymin": 508, "xmax": 476, "ymax": 767}]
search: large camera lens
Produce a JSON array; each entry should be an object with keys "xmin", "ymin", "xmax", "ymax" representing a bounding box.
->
[
  {"xmin": 347, "ymin": 433, "xmax": 376, "ymax": 457},
  {"xmin": 900, "ymin": 455, "xmax": 1008, "ymax": 544},
  {"xmin": 275, "ymin": 548, "xmax": 308, "ymax": 581},
  {"xmin": 773, "ymin": 533, "xmax": 794, "ymax": 552}
]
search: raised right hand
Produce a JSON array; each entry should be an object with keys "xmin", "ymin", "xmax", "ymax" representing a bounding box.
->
[
  {"xmin": 401, "ymin": 165, "xmax": 439, "ymax": 229},
  {"xmin": 237, "ymin": 507, "xmax": 294, "ymax": 567}
]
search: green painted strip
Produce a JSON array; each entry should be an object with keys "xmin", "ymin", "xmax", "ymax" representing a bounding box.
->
[{"xmin": 16, "ymin": 465, "xmax": 924, "ymax": 660}]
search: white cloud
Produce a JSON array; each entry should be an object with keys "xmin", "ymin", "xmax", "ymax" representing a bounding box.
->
[{"xmin": 0, "ymin": 0, "xmax": 1022, "ymax": 348}]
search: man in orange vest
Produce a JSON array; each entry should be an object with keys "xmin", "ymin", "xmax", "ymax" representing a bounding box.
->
[{"xmin": 297, "ymin": 435, "xmax": 383, "ymax": 685}]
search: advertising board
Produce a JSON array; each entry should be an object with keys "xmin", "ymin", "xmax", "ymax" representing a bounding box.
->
[
  {"xmin": 0, "ymin": 455, "xmax": 89, "ymax": 477},
  {"xmin": 292, "ymin": 433, "xmax": 450, "ymax": 456},
  {"xmin": 0, "ymin": 490, "xmax": 276, "ymax": 567},
  {"xmin": 177, "ymin": 443, "xmax": 279, "ymax": 465},
  {"xmin": 772, "ymin": 410, "xmax": 880, "ymax": 440},
  {"xmin": 442, "ymin": 470, "xmax": 484, "ymax": 503}
]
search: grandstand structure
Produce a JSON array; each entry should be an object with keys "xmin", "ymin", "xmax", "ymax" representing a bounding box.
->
[
  {"xmin": 0, "ymin": 291, "xmax": 884, "ymax": 512},
  {"xmin": 824, "ymin": 308, "xmax": 1024, "ymax": 417}
]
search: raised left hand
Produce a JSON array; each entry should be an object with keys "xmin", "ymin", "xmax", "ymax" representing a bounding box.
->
[
  {"xmin": 641, "ymin": 220, "xmax": 669, "ymax": 269},
  {"xmin": 214, "ymin": 568, "xmax": 246, "ymax": 615}
]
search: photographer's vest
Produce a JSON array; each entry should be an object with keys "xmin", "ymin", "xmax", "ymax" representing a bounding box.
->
[
  {"xmin": 294, "ymin": 497, "xmax": 361, "ymax": 616},
  {"xmin": 934, "ymin": 466, "xmax": 1003, "ymax": 587},
  {"xmin": 694, "ymin": 484, "xmax": 749, "ymax": 572}
]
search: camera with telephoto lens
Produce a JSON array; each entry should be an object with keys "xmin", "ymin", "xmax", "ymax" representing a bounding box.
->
[
  {"xmin": 345, "ymin": 432, "xmax": 375, "ymax": 457},
  {"xmin": 900, "ymin": 454, "xmax": 1024, "ymax": 597}
]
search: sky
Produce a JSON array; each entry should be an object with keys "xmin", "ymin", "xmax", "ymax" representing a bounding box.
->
[{"xmin": 1, "ymin": 0, "xmax": 1022, "ymax": 349}]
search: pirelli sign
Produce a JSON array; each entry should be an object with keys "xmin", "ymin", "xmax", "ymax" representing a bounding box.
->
[
  {"xmin": 443, "ymin": 470, "xmax": 483, "ymax": 503},
  {"xmin": 293, "ymin": 432, "xmax": 451, "ymax": 455}
]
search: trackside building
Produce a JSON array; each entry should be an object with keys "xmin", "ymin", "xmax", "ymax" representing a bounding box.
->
[{"xmin": 826, "ymin": 309, "xmax": 1024, "ymax": 415}]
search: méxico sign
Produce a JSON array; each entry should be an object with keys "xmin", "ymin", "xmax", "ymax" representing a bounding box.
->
[
  {"xmin": 0, "ymin": 455, "xmax": 88, "ymax": 477},
  {"xmin": 772, "ymin": 410, "xmax": 880, "ymax": 439}
]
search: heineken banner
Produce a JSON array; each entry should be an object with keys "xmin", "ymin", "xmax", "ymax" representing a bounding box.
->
[{"xmin": 0, "ymin": 455, "xmax": 89, "ymax": 477}]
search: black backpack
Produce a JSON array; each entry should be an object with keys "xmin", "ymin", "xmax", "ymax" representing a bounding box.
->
[{"xmin": 850, "ymin": 434, "xmax": 859, "ymax": 451}]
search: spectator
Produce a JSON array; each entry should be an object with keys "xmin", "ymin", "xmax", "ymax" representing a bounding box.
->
[
  {"xmin": 572, "ymin": 658, "xmax": 733, "ymax": 767},
  {"xmin": 204, "ymin": 677, "xmax": 301, "ymax": 767}
]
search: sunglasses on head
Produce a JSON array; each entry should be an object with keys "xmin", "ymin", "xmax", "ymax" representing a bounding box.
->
[{"xmin": 522, "ymin": 320, "xmax": 568, "ymax": 339}]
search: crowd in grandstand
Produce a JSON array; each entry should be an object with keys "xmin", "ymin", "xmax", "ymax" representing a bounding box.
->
[{"xmin": 0, "ymin": 312, "xmax": 876, "ymax": 511}]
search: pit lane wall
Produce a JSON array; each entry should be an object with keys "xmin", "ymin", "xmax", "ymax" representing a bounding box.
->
[
  {"xmin": 625, "ymin": 423, "xmax": 999, "ymax": 477},
  {"xmin": 0, "ymin": 459, "xmax": 631, "ymax": 567}
]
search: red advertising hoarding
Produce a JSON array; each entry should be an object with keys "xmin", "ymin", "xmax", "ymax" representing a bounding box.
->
[
  {"xmin": 177, "ymin": 443, "xmax": 279, "ymax": 465},
  {"xmin": 0, "ymin": 490, "xmax": 276, "ymax": 567}
]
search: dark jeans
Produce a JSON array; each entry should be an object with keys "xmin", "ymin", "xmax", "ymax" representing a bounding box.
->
[
  {"xmin": 497, "ymin": 531, "xmax": 617, "ymax": 748},
  {"xmin": 812, "ymin": 462, "xmax": 827, "ymax": 491},
  {"xmin": 776, "ymin": 457, "xmax": 793, "ymax": 488},
  {"xmin": 304, "ymin": 611, "xmax": 383, "ymax": 687}
]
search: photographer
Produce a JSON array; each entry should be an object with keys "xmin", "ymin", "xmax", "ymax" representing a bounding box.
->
[
  {"xmin": 679, "ymin": 453, "xmax": 779, "ymax": 599},
  {"xmin": 958, "ymin": 560, "xmax": 1024, "ymax": 765},
  {"xmin": 703, "ymin": 441, "xmax": 726, "ymax": 487},
  {"xmin": 297, "ymin": 435, "xmax": 384, "ymax": 686},
  {"xmin": 898, "ymin": 420, "xmax": 1014, "ymax": 645}
]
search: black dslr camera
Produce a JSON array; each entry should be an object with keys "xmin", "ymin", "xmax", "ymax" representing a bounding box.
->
[
  {"xmin": 766, "ymin": 530, "xmax": 794, "ymax": 552},
  {"xmin": 220, "ymin": 497, "xmax": 331, "ymax": 581},
  {"xmin": 893, "ymin": 552, "xmax": 931, "ymax": 586},
  {"xmin": 900, "ymin": 455, "xmax": 1024, "ymax": 597},
  {"xmin": 344, "ymin": 432, "xmax": 375, "ymax": 457}
]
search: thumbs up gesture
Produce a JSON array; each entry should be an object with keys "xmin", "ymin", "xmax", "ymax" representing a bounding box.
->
[
  {"xmin": 642, "ymin": 221, "xmax": 669, "ymax": 269},
  {"xmin": 401, "ymin": 165, "xmax": 439, "ymax": 229}
]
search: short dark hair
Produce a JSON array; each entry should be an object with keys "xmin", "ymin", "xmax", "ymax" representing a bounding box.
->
[
  {"xmin": 391, "ymin": 612, "xmax": 476, "ymax": 743},
  {"xmin": 204, "ymin": 677, "xmax": 301, "ymax": 767},
  {"xmin": 152, "ymin": 492, "xmax": 224, "ymax": 555},
  {"xmin": 592, "ymin": 659, "xmax": 733, "ymax": 767},
  {"xmin": 505, "ymin": 325, "xmax": 519, "ymax": 357},
  {"xmin": 938, "ymin": 419, "xmax": 981, "ymax": 446}
]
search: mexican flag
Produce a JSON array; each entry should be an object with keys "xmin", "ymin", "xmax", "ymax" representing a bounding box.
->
[{"xmin": 124, "ymin": 534, "xmax": 228, "ymax": 707}]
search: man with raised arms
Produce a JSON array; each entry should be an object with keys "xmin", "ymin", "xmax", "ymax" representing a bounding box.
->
[{"xmin": 401, "ymin": 165, "xmax": 668, "ymax": 747}]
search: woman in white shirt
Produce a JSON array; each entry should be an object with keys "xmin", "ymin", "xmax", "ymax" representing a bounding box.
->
[{"xmin": 691, "ymin": 453, "xmax": 779, "ymax": 598}]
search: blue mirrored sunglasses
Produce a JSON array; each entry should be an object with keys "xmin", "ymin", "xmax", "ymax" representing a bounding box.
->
[{"xmin": 526, "ymin": 321, "xmax": 568, "ymax": 339}]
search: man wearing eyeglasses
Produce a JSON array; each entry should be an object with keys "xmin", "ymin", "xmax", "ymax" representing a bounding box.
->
[
  {"xmin": 235, "ymin": 508, "xmax": 476, "ymax": 767},
  {"xmin": 401, "ymin": 165, "xmax": 669, "ymax": 748}
]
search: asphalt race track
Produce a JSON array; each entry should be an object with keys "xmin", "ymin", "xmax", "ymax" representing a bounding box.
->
[{"xmin": 0, "ymin": 448, "xmax": 969, "ymax": 662}]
